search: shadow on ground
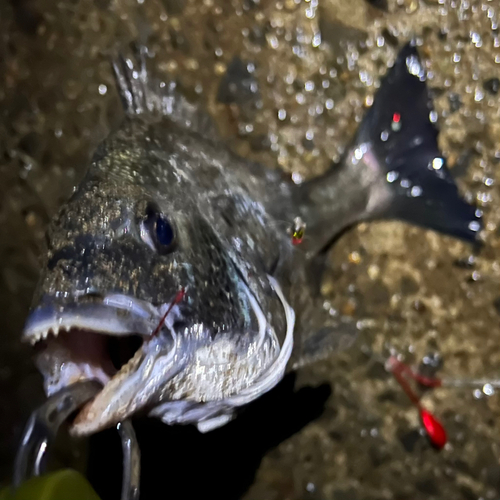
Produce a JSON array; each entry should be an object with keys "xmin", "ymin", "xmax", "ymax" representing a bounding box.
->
[{"xmin": 88, "ymin": 374, "xmax": 331, "ymax": 500}]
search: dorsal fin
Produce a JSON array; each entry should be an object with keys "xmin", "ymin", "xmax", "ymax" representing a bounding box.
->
[{"xmin": 112, "ymin": 43, "xmax": 219, "ymax": 141}]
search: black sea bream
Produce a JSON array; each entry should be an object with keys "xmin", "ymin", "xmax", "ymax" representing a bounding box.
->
[{"xmin": 23, "ymin": 42, "xmax": 481, "ymax": 436}]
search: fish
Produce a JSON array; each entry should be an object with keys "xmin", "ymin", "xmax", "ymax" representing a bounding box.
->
[{"xmin": 22, "ymin": 41, "xmax": 481, "ymax": 436}]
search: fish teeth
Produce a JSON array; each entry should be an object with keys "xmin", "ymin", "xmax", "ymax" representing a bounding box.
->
[
  {"xmin": 29, "ymin": 334, "xmax": 41, "ymax": 345},
  {"xmin": 28, "ymin": 325, "xmax": 63, "ymax": 345}
]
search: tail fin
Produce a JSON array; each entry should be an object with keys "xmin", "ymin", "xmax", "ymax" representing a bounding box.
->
[
  {"xmin": 111, "ymin": 43, "xmax": 218, "ymax": 141},
  {"xmin": 357, "ymin": 41, "xmax": 481, "ymax": 242}
]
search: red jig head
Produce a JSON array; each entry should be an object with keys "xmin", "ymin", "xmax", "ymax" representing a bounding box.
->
[
  {"xmin": 420, "ymin": 408, "xmax": 447, "ymax": 450},
  {"xmin": 386, "ymin": 356, "xmax": 447, "ymax": 450},
  {"xmin": 151, "ymin": 288, "xmax": 186, "ymax": 338},
  {"xmin": 291, "ymin": 216, "xmax": 306, "ymax": 245}
]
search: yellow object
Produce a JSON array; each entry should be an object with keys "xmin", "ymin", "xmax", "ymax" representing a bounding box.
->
[{"xmin": 0, "ymin": 470, "xmax": 101, "ymax": 500}]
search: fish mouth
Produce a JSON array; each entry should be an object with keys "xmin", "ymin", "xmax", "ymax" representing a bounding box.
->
[
  {"xmin": 23, "ymin": 277, "xmax": 297, "ymax": 435},
  {"xmin": 22, "ymin": 294, "xmax": 182, "ymax": 435}
]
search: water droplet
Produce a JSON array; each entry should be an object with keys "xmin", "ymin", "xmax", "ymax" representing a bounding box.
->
[
  {"xmin": 406, "ymin": 55, "xmax": 425, "ymax": 79},
  {"xmin": 386, "ymin": 171, "xmax": 398, "ymax": 183},
  {"xmin": 411, "ymin": 185, "xmax": 422, "ymax": 197},
  {"xmin": 470, "ymin": 31, "xmax": 482, "ymax": 47},
  {"xmin": 432, "ymin": 157, "xmax": 444, "ymax": 169},
  {"xmin": 305, "ymin": 80, "xmax": 315, "ymax": 92},
  {"xmin": 306, "ymin": 482, "xmax": 316, "ymax": 493},
  {"xmin": 468, "ymin": 220, "xmax": 480, "ymax": 232},
  {"xmin": 483, "ymin": 383, "xmax": 494, "ymax": 396},
  {"xmin": 98, "ymin": 84, "xmax": 107, "ymax": 95},
  {"xmin": 296, "ymin": 93, "xmax": 305, "ymax": 105},
  {"xmin": 292, "ymin": 171, "xmax": 303, "ymax": 184}
]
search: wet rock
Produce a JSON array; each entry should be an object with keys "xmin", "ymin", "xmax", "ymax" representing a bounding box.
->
[
  {"xmin": 333, "ymin": 488, "xmax": 358, "ymax": 500},
  {"xmin": 418, "ymin": 352, "xmax": 443, "ymax": 381},
  {"xmin": 217, "ymin": 57, "xmax": 259, "ymax": 107},
  {"xmin": 415, "ymin": 477, "xmax": 439, "ymax": 495},
  {"xmin": 483, "ymin": 78, "xmax": 500, "ymax": 95},
  {"xmin": 169, "ymin": 29, "xmax": 189, "ymax": 51},
  {"xmin": 365, "ymin": 360, "xmax": 390, "ymax": 380},
  {"xmin": 17, "ymin": 131, "xmax": 41, "ymax": 157},
  {"xmin": 399, "ymin": 276, "xmax": 419, "ymax": 295},
  {"xmin": 368, "ymin": 443, "xmax": 390, "ymax": 467},
  {"xmin": 9, "ymin": 0, "xmax": 41, "ymax": 35},
  {"xmin": 459, "ymin": 486, "xmax": 477, "ymax": 500},
  {"xmin": 302, "ymin": 137, "xmax": 315, "ymax": 151},
  {"xmin": 377, "ymin": 389, "xmax": 399, "ymax": 403},
  {"xmin": 484, "ymin": 464, "xmax": 500, "ymax": 490},
  {"xmin": 381, "ymin": 28, "xmax": 398, "ymax": 46},
  {"xmin": 249, "ymin": 134, "xmax": 271, "ymax": 152},
  {"xmin": 364, "ymin": 0, "xmax": 388, "ymax": 12},
  {"xmin": 412, "ymin": 299, "xmax": 427, "ymax": 313},
  {"xmin": 448, "ymin": 92, "xmax": 462, "ymax": 113},
  {"xmin": 399, "ymin": 430, "xmax": 422, "ymax": 452},
  {"xmin": 453, "ymin": 255, "xmax": 476, "ymax": 269},
  {"xmin": 328, "ymin": 430, "xmax": 344, "ymax": 442},
  {"xmin": 450, "ymin": 149, "xmax": 475, "ymax": 178},
  {"xmin": 160, "ymin": 0, "xmax": 185, "ymax": 14},
  {"xmin": 493, "ymin": 296, "xmax": 500, "ymax": 315}
]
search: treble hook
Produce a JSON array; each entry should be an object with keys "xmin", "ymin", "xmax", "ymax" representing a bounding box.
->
[{"xmin": 13, "ymin": 380, "xmax": 140, "ymax": 500}]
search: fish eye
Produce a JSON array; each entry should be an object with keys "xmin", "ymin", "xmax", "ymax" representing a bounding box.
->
[
  {"xmin": 140, "ymin": 203, "xmax": 176, "ymax": 253},
  {"xmin": 155, "ymin": 215, "xmax": 174, "ymax": 246}
]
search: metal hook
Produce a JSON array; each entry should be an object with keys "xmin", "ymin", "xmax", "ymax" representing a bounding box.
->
[{"xmin": 13, "ymin": 380, "xmax": 141, "ymax": 500}]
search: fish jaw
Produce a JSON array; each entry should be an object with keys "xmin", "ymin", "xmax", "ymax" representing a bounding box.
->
[
  {"xmin": 22, "ymin": 294, "xmax": 188, "ymax": 435},
  {"xmin": 23, "ymin": 276, "xmax": 296, "ymax": 436},
  {"xmin": 70, "ymin": 331, "xmax": 191, "ymax": 436}
]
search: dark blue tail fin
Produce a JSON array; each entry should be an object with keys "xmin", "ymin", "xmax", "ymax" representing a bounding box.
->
[{"xmin": 357, "ymin": 41, "xmax": 481, "ymax": 242}]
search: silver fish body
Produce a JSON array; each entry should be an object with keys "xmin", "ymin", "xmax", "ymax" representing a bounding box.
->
[{"xmin": 23, "ymin": 42, "xmax": 481, "ymax": 435}]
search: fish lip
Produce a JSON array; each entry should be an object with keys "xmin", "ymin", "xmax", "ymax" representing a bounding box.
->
[
  {"xmin": 24, "ymin": 293, "xmax": 184, "ymax": 435},
  {"xmin": 23, "ymin": 295, "xmax": 161, "ymax": 344}
]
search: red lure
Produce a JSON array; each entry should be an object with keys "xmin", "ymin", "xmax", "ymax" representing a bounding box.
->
[
  {"xmin": 387, "ymin": 356, "xmax": 447, "ymax": 449},
  {"xmin": 420, "ymin": 408, "xmax": 447, "ymax": 450}
]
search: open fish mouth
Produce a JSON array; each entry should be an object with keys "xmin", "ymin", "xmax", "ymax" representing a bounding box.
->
[
  {"xmin": 22, "ymin": 277, "xmax": 296, "ymax": 435},
  {"xmin": 22, "ymin": 294, "xmax": 182, "ymax": 434}
]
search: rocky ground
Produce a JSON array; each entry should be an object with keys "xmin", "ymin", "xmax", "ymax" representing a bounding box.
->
[{"xmin": 1, "ymin": 0, "xmax": 500, "ymax": 499}]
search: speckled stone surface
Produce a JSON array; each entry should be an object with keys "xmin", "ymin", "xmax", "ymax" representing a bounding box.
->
[{"xmin": 1, "ymin": 1, "xmax": 500, "ymax": 499}]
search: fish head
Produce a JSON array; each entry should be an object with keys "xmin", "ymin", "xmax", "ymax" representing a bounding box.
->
[{"xmin": 23, "ymin": 142, "xmax": 289, "ymax": 435}]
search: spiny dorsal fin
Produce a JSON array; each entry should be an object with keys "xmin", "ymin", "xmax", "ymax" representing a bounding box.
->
[{"xmin": 112, "ymin": 43, "xmax": 218, "ymax": 141}]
